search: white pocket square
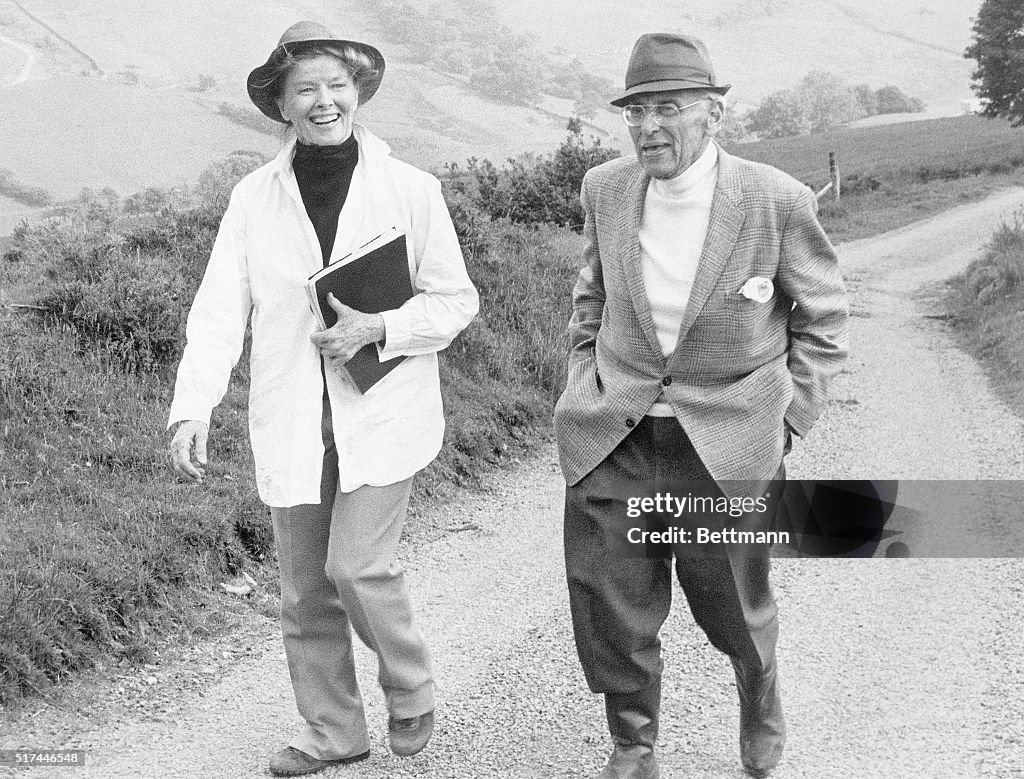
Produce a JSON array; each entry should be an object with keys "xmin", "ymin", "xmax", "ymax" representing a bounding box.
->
[{"xmin": 738, "ymin": 276, "xmax": 774, "ymax": 303}]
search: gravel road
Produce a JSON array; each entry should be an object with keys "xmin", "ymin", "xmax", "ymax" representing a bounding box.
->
[{"xmin": 4, "ymin": 189, "xmax": 1024, "ymax": 779}]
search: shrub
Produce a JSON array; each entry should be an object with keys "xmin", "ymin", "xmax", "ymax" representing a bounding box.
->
[
  {"xmin": 419, "ymin": 219, "xmax": 581, "ymax": 496},
  {"xmin": 10, "ymin": 188, "xmax": 222, "ymax": 374},
  {"xmin": 445, "ymin": 118, "xmax": 619, "ymax": 232},
  {"xmin": 35, "ymin": 246, "xmax": 189, "ymax": 373},
  {"xmin": 194, "ymin": 149, "xmax": 270, "ymax": 209}
]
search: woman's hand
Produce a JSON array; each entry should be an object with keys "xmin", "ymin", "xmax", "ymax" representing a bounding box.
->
[
  {"xmin": 310, "ymin": 293, "xmax": 386, "ymax": 364},
  {"xmin": 170, "ymin": 420, "xmax": 210, "ymax": 482}
]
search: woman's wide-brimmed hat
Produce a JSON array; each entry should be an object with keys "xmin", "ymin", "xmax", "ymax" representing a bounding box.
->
[
  {"xmin": 247, "ymin": 20, "xmax": 386, "ymax": 123},
  {"xmin": 610, "ymin": 33, "xmax": 730, "ymax": 107}
]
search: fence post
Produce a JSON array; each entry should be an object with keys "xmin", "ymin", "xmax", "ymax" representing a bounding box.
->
[{"xmin": 829, "ymin": 151, "xmax": 841, "ymax": 203}]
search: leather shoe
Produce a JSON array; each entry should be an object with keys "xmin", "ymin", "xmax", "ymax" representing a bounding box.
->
[
  {"xmin": 732, "ymin": 659, "xmax": 786, "ymax": 776},
  {"xmin": 388, "ymin": 710, "xmax": 434, "ymax": 756},
  {"xmin": 596, "ymin": 743, "xmax": 660, "ymax": 778},
  {"xmin": 599, "ymin": 681, "xmax": 660, "ymax": 779},
  {"xmin": 268, "ymin": 746, "xmax": 369, "ymax": 776}
]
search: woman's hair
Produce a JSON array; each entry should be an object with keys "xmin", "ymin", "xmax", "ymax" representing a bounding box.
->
[{"xmin": 255, "ymin": 42, "xmax": 380, "ymax": 104}]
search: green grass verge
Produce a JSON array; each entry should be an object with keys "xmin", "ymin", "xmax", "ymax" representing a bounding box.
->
[
  {"xmin": 728, "ymin": 114, "xmax": 1024, "ymax": 244},
  {"xmin": 946, "ymin": 209, "xmax": 1024, "ymax": 418},
  {"xmin": 730, "ymin": 115, "xmax": 1024, "ymax": 186}
]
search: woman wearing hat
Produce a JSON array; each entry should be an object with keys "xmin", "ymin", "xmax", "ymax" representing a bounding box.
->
[{"xmin": 167, "ymin": 20, "xmax": 478, "ymax": 777}]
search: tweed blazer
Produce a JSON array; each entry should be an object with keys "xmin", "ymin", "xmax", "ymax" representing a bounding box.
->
[{"xmin": 553, "ymin": 144, "xmax": 849, "ymax": 497}]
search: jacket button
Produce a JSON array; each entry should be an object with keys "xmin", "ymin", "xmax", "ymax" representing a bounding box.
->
[
  {"xmin": 625, "ymin": 418, "xmax": 636, "ymax": 428},
  {"xmin": 662, "ymin": 376, "xmax": 672, "ymax": 386}
]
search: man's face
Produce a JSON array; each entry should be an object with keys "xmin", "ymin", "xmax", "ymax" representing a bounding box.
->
[{"xmin": 628, "ymin": 90, "xmax": 721, "ymax": 180}]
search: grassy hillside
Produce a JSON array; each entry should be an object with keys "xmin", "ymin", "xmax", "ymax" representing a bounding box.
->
[
  {"xmin": 722, "ymin": 114, "xmax": 1024, "ymax": 244},
  {"xmin": 730, "ymin": 115, "xmax": 1024, "ymax": 186}
]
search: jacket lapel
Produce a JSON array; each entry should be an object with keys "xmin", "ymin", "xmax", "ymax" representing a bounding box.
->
[
  {"xmin": 672, "ymin": 147, "xmax": 745, "ymax": 349},
  {"xmin": 618, "ymin": 164, "xmax": 666, "ymax": 362},
  {"xmin": 274, "ymin": 137, "xmax": 324, "ymax": 276},
  {"xmin": 331, "ymin": 125, "xmax": 388, "ymax": 264}
]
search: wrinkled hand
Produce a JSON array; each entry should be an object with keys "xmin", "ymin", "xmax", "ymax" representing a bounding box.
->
[
  {"xmin": 170, "ymin": 420, "xmax": 209, "ymax": 482},
  {"xmin": 310, "ymin": 293, "xmax": 386, "ymax": 364}
]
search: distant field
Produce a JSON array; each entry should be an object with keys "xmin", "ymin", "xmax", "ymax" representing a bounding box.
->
[
  {"xmin": 0, "ymin": 76, "xmax": 278, "ymax": 201},
  {"xmin": 729, "ymin": 115, "xmax": 1024, "ymax": 189}
]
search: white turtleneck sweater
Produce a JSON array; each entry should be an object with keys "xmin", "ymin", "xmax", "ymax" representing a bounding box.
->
[{"xmin": 638, "ymin": 141, "xmax": 719, "ymax": 416}]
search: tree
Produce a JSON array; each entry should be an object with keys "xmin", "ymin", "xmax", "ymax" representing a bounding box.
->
[
  {"xmin": 965, "ymin": 0, "xmax": 1024, "ymax": 126},
  {"xmin": 716, "ymin": 108, "xmax": 753, "ymax": 146},
  {"xmin": 444, "ymin": 119, "xmax": 619, "ymax": 231},
  {"xmin": 794, "ymin": 71, "xmax": 864, "ymax": 132},
  {"xmin": 745, "ymin": 88, "xmax": 808, "ymax": 139},
  {"xmin": 854, "ymin": 83, "xmax": 878, "ymax": 116},
  {"xmin": 873, "ymin": 85, "xmax": 925, "ymax": 114}
]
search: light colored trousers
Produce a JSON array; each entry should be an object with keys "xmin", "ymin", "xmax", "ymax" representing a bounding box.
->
[{"xmin": 270, "ymin": 401, "xmax": 434, "ymax": 760}]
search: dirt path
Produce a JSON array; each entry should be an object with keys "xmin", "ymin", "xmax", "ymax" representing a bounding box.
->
[{"xmin": 3, "ymin": 189, "xmax": 1024, "ymax": 778}]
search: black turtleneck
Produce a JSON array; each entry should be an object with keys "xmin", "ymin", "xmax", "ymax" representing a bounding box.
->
[{"xmin": 292, "ymin": 134, "xmax": 359, "ymax": 266}]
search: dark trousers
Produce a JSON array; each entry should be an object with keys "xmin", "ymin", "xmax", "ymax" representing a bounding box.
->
[{"xmin": 564, "ymin": 416, "xmax": 782, "ymax": 695}]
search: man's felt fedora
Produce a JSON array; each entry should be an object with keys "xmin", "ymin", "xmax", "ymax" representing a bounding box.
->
[
  {"xmin": 610, "ymin": 33, "xmax": 730, "ymax": 107},
  {"xmin": 247, "ymin": 20, "xmax": 386, "ymax": 123}
]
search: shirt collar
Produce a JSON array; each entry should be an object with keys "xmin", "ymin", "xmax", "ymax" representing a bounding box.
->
[{"xmin": 271, "ymin": 123, "xmax": 392, "ymax": 176}]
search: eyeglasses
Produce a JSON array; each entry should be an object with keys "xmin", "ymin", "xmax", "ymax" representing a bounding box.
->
[{"xmin": 621, "ymin": 98, "xmax": 709, "ymax": 127}]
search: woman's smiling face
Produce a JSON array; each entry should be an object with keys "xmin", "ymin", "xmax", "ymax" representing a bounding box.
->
[{"xmin": 276, "ymin": 55, "xmax": 359, "ymax": 146}]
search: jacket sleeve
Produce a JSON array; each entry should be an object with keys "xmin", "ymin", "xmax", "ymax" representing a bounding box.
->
[
  {"xmin": 567, "ymin": 172, "xmax": 606, "ymax": 368},
  {"xmin": 167, "ymin": 190, "xmax": 252, "ymax": 428},
  {"xmin": 778, "ymin": 187, "xmax": 849, "ymax": 436},
  {"xmin": 378, "ymin": 176, "xmax": 479, "ymax": 360}
]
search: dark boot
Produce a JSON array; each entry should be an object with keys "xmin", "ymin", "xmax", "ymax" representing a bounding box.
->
[
  {"xmin": 732, "ymin": 658, "xmax": 786, "ymax": 777},
  {"xmin": 597, "ymin": 680, "xmax": 661, "ymax": 779}
]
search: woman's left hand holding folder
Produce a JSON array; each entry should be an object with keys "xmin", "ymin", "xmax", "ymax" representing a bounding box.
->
[{"xmin": 310, "ymin": 293, "xmax": 386, "ymax": 364}]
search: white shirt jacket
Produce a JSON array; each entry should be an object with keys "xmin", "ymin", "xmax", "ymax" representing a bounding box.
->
[{"xmin": 168, "ymin": 125, "xmax": 479, "ymax": 507}]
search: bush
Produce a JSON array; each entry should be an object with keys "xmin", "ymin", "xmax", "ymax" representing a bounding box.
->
[
  {"xmin": 194, "ymin": 149, "xmax": 270, "ymax": 209},
  {"xmin": 445, "ymin": 118, "xmax": 619, "ymax": 231},
  {"xmin": 36, "ymin": 246, "xmax": 189, "ymax": 373},
  {"xmin": 11, "ymin": 188, "xmax": 227, "ymax": 374},
  {"xmin": 419, "ymin": 220, "xmax": 581, "ymax": 496}
]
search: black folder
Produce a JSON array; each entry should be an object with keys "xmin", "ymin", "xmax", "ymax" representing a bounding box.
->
[{"xmin": 305, "ymin": 228, "xmax": 413, "ymax": 393}]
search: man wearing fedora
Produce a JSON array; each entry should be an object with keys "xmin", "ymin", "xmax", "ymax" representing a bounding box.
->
[{"xmin": 554, "ymin": 33, "xmax": 848, "ymax": 778}]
